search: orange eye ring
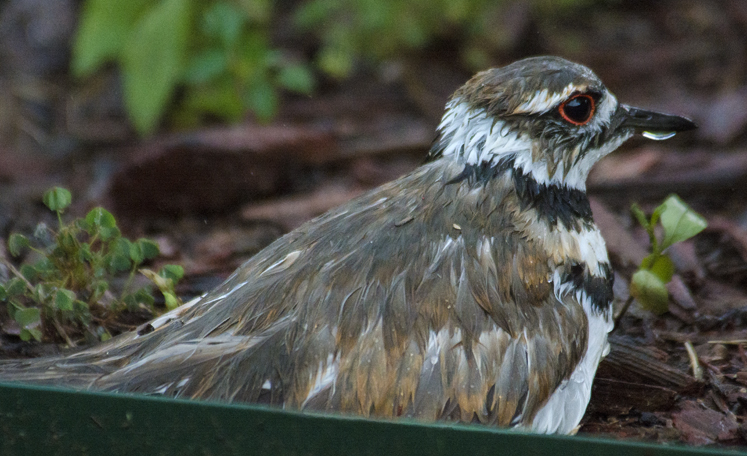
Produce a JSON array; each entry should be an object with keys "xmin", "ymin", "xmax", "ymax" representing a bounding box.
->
[{"xmin": 559, "ymin": 94, "xmax": 595, "ymax": 126}]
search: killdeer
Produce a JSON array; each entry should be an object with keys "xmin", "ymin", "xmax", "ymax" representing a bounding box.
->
[{"xmin": 1, "ymin": 56, "xmax": 695, "ymax": 434}]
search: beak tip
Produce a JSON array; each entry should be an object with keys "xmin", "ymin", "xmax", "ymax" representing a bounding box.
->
[
  {"xmin": 673, "ymin": 116, "xmax": 697, "ymax": 132},
  {"xmin": 622, "ymin": 105, "xmax": 698, "ymax": 135}
]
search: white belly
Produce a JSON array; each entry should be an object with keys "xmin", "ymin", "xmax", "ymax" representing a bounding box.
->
[{"xmin": 529, "ymin": 291, "xmax": 613, "ymax": 434}]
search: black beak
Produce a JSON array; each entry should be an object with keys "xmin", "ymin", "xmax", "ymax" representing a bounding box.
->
[{"xmin": 619, "ymin": 104, "xmax": 697, "ymax": 134}]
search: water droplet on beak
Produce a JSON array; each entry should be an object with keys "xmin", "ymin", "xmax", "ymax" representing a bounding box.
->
[{"xmin": 642, "ymin": 131, "xmax": 676, "ymax": 140}]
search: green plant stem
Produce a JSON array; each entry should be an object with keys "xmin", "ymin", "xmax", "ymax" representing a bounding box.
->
[
  {"xmin": 613, "ymin": 295, "xmax": 635, "ymax": 332},
  {"xmin": 1, "ymin": 259, "xmax": 36, "ymax": 293},
  {"xmin": 122, "ymin": 265, "xmax": 138, "ymax": 299},
  {"xmin": 28, "ymin": 245, "xmax": 48, "ymax": 258},
  {"xmin": 646, "ymin": 225, "xmax": 660, "ymax": 257},
  {"xmin": 56, "ymin": 210, "xmax": 65, "ymax": 230}
]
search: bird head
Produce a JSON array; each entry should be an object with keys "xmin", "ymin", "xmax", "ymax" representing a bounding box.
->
[{"xmin": 429, "ymin": 56, "xmax": 696, "ymax": 190}]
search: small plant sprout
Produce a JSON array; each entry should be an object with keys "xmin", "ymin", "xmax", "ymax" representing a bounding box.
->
[
  {"xmin": 618, "ymin": 195, "xmax": 707, "ymax": 324},
  {"xmin": 0, "ymin": 187, "xmax": 184, "ymax": 344},
  {"xmin": 139, "ymin": 265, "xmax": 185, "ymax": 311}
]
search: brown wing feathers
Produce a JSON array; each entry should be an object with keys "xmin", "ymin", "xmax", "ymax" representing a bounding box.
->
[{"xmin": 0, "ymin": 161, "xmax": 588, "ymax": 428}]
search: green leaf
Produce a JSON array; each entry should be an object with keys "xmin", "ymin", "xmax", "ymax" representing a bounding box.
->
[
  {"xmin": 74, "ymin": 300, "xmax": 91, "ymax": 322},
  {"xmin": 8, "ymin": 233, "xmax": 29, "ymax": 256},
  {"xmin": 649, "ymin": 254, "xmax": 675, "ymax": 284},
  {"xmin": 122, "ymin": 293, "xmax": 138, "ymax": 311},
  {"xmin": 0, "ymin": 285, "xmax": 6, "ymax": 301},
  {"xmin": 630, "ymin": 203, "xmax": 648, "ymax": 228},
  {"xmin": 293, "ymin": 0, "xmax": 334, "ymax": 29},
  {"xmin": 202, "ymin": 1, "xmax": 244, "ymax": 47},
  {"xmin": 33, "ymin": 258, "xmax": 56, "ymax": 280},
  {"xmin": 55, "ymin": 289, "xmax": 76, "ymax": 312},
  {"xmin": 159, "ymin": 264, "xmax": 185, "ymax": 283},
  {"xmin": 106, "ymin": 238, "xmax": 133, "ymax": 272},
  {"xmin": 630, "ymin": 269, "xmax": 669, "ymax": 315},
  {"xmin": 236, "ymin": 0, "xmax": 271, "ymax": 22},
  {"xmin": 19, "ymin": 264, "xmax": 38, "ymax": 283},
  {"xmin": 140, "ymin": 268, "xmax": 170, "ymax": 290},
  {"xmin": 129, "ymin": 238, "xmax": 160, "ymax": 265},
  {"xmin": 71, "ymin": 0, "xmax": 150, "ymax": 77},
  {"xmin": 134, "ymin": 288, "xmax": 155, "ymax": 307},
  {"xmin": 76, "ymin": 217, "xmax": 92, "ymax": 234},
  {"xmin": 79, "ymin": 243, "xmax": 93, "ymax": 262},
  {"xmin": 183, "ymin": 49, "xmax": 228, "ymax": 84},
  {"xmin": 123, "ymin": 287, "xmax": 155, "ymax": 311},
  {"xmin": 659, "ymin": 195, "xmax": 708, "ymax": 250},
  {"xmin": 58, "ymin": 231, "xmax": 79, "ymax": 252},
  {"xmin": 33, "ymin": 283, "xmax": 52, "ymax": 303},
  {"xmin": 107, "ymin": 252, "xmax": 132, "ymax": 273},
  {"xmin": 5, "ymin": 277, "xmax": 26, "ymax": 298},
  {"xmin": 20, "ymin": 328, "xmax": 43, "ymax": 342},
  {"xmin": 85, "ymin": 207, "xmax": 117, "ymax": 237},
  {"xmin": 244, "ymin": 77, "xmax": 278, "ymax": 121},
  {"xmin": 92, "ymin": 280, "xmax": 109, "ymax": 300},
  {"xmin": 179, "ymin": 78, "xmax": 245, "ymax": 121},
  {"xmin": 137, "ymin": 239, "xmax": 160, "ymax": 261},
  {"xmin": 650, "ymin": 204, "xmax": 664, "ymax": 230},
  {"xmin": 14, "ymin": 306, "xmax": 41, "ymax": 328},
  {"xmin": 85, "ymin": 213, "xmax": 121, "ymax": 241},
  {"xmin": 318, "ymin": 46, "xmax": 354, "ymax": 79},
  {"xmin": 277, "ymin": 64, "xmax": 315, "ymax": 94},
  {"xmin": 74, "ymin": 300, "xmax": 90, "ymax": 313},
  {"xmin": 164, "ymin": 291, "xmax": 179, "ymax": 310},
  {"xmin": 102, "ymin": 226, "xmax": 122, "ymax": 242},
  {"xmin": 93, "ymin": 265, "xmax": 107, "ymax": 278},
  {"xmin": 43, "ymin": 187, "xmax": 72, "ymax": 212},
  {"xmin": 129, "ymin": 241, "xmax": 144, "ymax": 264},
  {"xmin": 122, "ymin": 0, "xmax": 194, "ymax": 135},
  {"xmin": 86, "ymin": 207, "xmax": 116, "ymax": 228}
]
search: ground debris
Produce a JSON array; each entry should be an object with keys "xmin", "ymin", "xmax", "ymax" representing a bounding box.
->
[{"xmin": 672, "ymin": 401, "xmax": 740, "ymax": 445}]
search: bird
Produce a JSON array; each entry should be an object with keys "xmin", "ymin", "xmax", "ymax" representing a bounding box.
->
[{"xmin": 0, "ymin": 56, "xmax": 695, "ymax": 434}]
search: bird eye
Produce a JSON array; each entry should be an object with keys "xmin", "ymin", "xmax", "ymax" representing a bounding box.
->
[{"xmin": 559, "ymin": 94, "xmax": 595, "ymax": 125}]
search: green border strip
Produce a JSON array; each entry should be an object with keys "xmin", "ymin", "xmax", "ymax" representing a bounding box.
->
[{"xmin": 0, "ymin": 382, "xmax": 743, "ymax": 456}]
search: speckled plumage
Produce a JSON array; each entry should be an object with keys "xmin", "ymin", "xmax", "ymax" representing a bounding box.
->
[{"xmin": 0, "ymin": 56, "xmax": 695, "ymax": 434}]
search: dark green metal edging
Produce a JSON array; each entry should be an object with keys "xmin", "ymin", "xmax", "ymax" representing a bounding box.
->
[{"xmin": 0, "ymin": 382, "xmax": 742, "ymax": 456}]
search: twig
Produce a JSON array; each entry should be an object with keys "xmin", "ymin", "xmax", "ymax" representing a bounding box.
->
[
  {"xmin": 684, "ymin": 340, "xmax": 703, "ymax": 381},
  {"xmin": 51, "ymin": 317, "xmax": 76, "ymax": 348},
  {"xmin": 707, "ymin": 339, "xmax": 747, "ymax": 345},
  {"xmin": 613, "ymin": 296, "xmax": 635, "ymax": 331}
]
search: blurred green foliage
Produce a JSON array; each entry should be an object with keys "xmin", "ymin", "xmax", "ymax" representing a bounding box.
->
[
  {"xmin": 73, "ymin": 0, "xmax": 313, "ymax": 134},
  {"xmin": 73, "ymin": 0, "xmax": 594, "ymax": 135},
  {"xmin": 296, "ymin": 0, "xmax": 506, "ymax": 77}
]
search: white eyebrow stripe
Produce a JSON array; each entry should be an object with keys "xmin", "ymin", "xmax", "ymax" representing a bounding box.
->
[{"xmin": 512, "ymin": 83, "xmax": 579, "ymax": 115}]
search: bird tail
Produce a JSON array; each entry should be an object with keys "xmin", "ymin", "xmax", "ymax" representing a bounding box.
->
[{"xmin": 0, "ymin": 329, "xmax": 144, "ymax": 389}]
